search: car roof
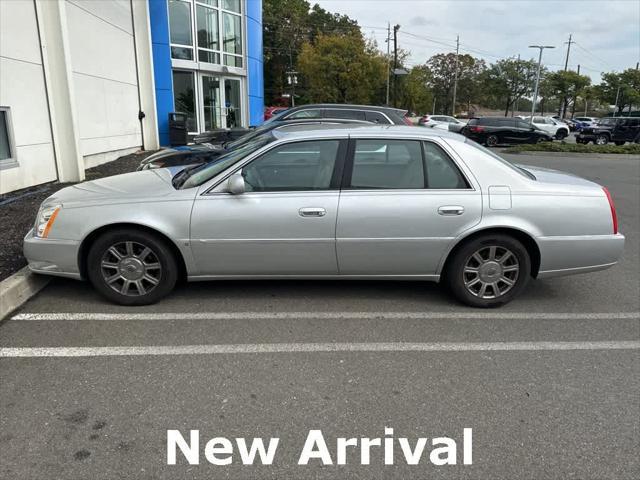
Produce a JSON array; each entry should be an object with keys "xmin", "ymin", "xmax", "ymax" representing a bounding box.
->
[
  {"xmin": 283, "ymin": 104, "xmax": 407, "ymax": 114},
  {"xmin": 271, "ymin": 124, "xmax": 461, "ymax": 141}
]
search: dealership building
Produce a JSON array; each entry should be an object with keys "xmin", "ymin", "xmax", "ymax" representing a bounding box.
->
[{"xmin": 0, "ymin": 0, "xmax": 264, "ymax": 194}]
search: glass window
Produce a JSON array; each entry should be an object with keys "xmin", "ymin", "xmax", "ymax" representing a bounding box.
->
[
  {"xmin": 172, "ymin": 71, "xmax": 197, "ymax": 132},
  {"xmin": 287, "ymin": 109, "xmax": 321, "ymax": 119},
  {"xmin": 423, "ymin": 142, "xmax": 468, "ymax": 189},
  {"xmin": 516, "ymin": 120, "xmax": 532, "ymax": 129},
  {"xmin": 222, "ymin": 12, "xmax": 242, "ymax": 55},
  {"xmin": 224, "ymin": 55, "xmax": 243, "ymax": 68},
  {"xmin": 365, "ymin": 111, "xmax": 390, "ymax": 124},
  {"xmin": 242, "ymin": 140, "xmax": 340, "ymax": 192},
  {"xmin": 196, "ymin": 4, "xmax": 218, "ymax": 55},
  {"xmin": 324, "ymin": 109, "xmax": 366, "ymax": 120},
  {"xmin": 224, "ymin": 78, "xmax": 242, "ymax": 128},
  {"xmin": 202, "ymin": 76, "xmax": 222, "ymax": 131},
  {"xmin": 533, "ymin": 117, "xmax": 545, "ymax": 123},
  {"xmin": 0, "ymin": 109, "xmax": 14, "ymax": 161},
  {"xmin": 169, "ymin": 0, "xmax": 193, "ymax": 60},
  {"xmin": 350, "ymin": 140, "xmax": 424, "ymax": 189},
  {"xmin": 222, "ymin": 0, "xmax": 241, "ymax": 12}
]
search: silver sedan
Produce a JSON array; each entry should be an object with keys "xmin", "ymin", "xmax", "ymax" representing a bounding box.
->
[{"xmin": 24, "ymin": 126, "xmax": 624, "ymax": 307}]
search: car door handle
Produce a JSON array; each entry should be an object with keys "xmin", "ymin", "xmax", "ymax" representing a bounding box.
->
[
  {"xmin": 438, "ymin": 205, "xmax": 465, "ymax": 216},
  {"xmin": 299, "ymin": 207, "xmax": 326, "ymax": 218}
]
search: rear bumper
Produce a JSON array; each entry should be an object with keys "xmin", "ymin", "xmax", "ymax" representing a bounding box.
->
[
  {"xmin": 23, "ymin": 229, "xmax": 82, "ymax": 280},
  {"xmin": 537, "ymin": 233, "xmax": 625, "ymax": 279}
]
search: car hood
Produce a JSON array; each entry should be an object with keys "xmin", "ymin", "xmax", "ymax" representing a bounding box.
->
[
  {"xmin": 47, "ymin": 169, "xmax": 178, "ymax": 206},
  {"xmin": 516, "ymin": 164, "xmax": 600, "ymax": 187}
]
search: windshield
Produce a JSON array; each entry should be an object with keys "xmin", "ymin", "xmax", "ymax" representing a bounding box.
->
[
  {"xmin": 464, "ymin": 139, "xmax": 536, "ymax": 180},
  {"xmin": 263, "ymin": 109, "xmax": 289, "ymax": 124},
  {"xmin": 176, "ymin": 135, "xmax": 275, "ymax": 189},
  {"xmin": 596, "ymin": 118, "xmax": 617, "ymax": 126}
]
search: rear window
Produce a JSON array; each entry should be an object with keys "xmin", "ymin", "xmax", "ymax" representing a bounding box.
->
[
  {"xmin": 464, "ymin": 139, "xmax": 536, "ymax": 180},
  {"xmin": 365, "ymin": 111, "xmax": 391, "ymax": 124},
  {"xmin": 324, "ymin": 109, "xmax": 366, "ymax": 121}
]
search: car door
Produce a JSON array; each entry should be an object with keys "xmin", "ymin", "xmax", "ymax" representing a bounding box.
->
[
  {"xmin": 190, "ymin": 139, "xmax": 346, "ymax": 276},
  {"xmin": 336, "ymin": 138, "xmax": 482, "ymax": 276}
]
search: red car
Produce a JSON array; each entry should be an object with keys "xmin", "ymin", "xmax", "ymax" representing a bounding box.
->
[{"xmin": 264, "ymin": 106, "xmax": 288, "ymax": 121}]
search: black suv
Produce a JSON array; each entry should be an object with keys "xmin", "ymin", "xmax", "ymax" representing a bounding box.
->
[
  {"xmin": 576, "ymin": 117, "xmax": 640, "ymax": 145},
  {"xmin": 461, "ymin": 117, "xmax": 553, "ymax": 146},
  {"xmin": 265, "ymin": 104, "xmax": 412, "ymax": 126}
]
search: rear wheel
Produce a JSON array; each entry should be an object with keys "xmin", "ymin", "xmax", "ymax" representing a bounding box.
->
[
  {"xmin": 614, "ymin": 141, "xmax": 625, "ymax": 146},
  {"xmin": 555, "ymin": 129, "xmax": 568, "ymax": 140},
  {"xmin": 485, "ymin": 134, "xmax": 499, "ymax": 147},
  {"xmin": 87, "ymin": 228, "xmax": 178, "ymax": 305},
  {"xmin": 445, "ymin": 234, "xmax": 531, "ymax": 308},
  {"xmin": 595, "ymin": 134, "xmax": 609, "ymax": 145}
]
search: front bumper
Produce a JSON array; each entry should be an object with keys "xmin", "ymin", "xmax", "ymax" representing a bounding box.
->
[
  {"xmin": 537, "ymin": 233, "xmax": 625, "ymax": 279},
  {"xmin": 23, "ymin": 229, "xmax": 82, "ymax": 279}
]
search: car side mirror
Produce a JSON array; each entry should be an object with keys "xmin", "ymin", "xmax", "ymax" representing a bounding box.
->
[{"xmin": 227, "ymin": 173, "xmax": 245, "ymax": 195}]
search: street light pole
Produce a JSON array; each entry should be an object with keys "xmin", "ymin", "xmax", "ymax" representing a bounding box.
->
[{"xmin": 528, "ymin": 45, "xmax": 555, "ymax": 121}]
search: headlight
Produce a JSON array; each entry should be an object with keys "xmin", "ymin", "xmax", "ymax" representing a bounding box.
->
[{"xmin": 34, "ymin": 204, "xmax": 62, "ymax": 238}]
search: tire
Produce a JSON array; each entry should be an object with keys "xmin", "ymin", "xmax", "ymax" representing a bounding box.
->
[
  {"xmin": 555, "ymin": 129, "xmax": 568, "ymax": 140},
  {"xmin": 87, "ymin": 228, "xmax": 178, "ymax": 306},
  {"xmin": 614, "ymin": 141, "xmax": 625, "ymax": 146},
  {"xmin": 485, "ymin": 134, "xmax": 499, "ymax": 147},
  {"xmin": 595, "ymin": 134, "xmax": 609, "ymax": 145},
  {"xmin": 445, "ymin": 234, "xmax": 531, "ymax": 308}
]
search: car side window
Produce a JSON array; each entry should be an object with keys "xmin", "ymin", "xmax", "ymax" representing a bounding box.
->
[
  {"xmin": 286, "ymin": 109, "xmax": 322, "ymax": 120},
  {"xmin": 364, "ymin": 111, "xmax": 391, "ymax": 124},
  {"xmin": 423, "ymin": 142, "xmax": 469, "ymax": 189},
  {"xmin": 516, "ymin": 120, "xmax": 531, "ymax": 129},
  {"xmin": 324, "ymin": 109, "xmax": 366, "ymax": 121},
  {"xmin": 241, "ymin": 140, "xmax": 340, "ymax": 192},
  {"xmin": 350, "ymin": 139, "xmax": 424, "ymax": 189}
]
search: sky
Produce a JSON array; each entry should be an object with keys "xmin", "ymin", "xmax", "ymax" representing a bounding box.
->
[{"xmin": 313, "ymin": 0, "xmax": 640, "ymax": 82}]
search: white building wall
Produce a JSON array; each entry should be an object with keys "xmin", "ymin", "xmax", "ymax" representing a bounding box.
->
[
  {"xmin": 64, "ymin": 0, "xmax": 142, "ymax": 168},
  {"xmin": 0, "ymin": 0, "xmax": 57, "ymax": 194}
]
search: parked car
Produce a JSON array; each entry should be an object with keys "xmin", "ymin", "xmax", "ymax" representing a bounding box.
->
[
  {"xmin": 562, "ymin": 118, "xmax": 580, "ymax": 131},
  {"xmin": 264, "ymin": 106, "xmax": 288, "ymax": 121},
  {"xmin": 573, "ymin": 116, "xmax": 599, "ymax": 128},
  {"xmin": 461, "ymin": 117, "xmax": 553, "ymax": 146},
  {"xmin": 25, "ymin": 125, "xmax": 624, "ymax": 308},
  {"xmin": 192, "ymin": 128, "xmax": 250, "ymax": 145},
  {"xmin": 522, "ymin": 116, "xmax": 570, "ymax": 139},
  {"xmin": 137, "ymin": 118, "xmax": 374, "ymax": 170},
  {"xmin": 265, "ymin": 104, "xmax": 413, "ymax": 125},
  {"xmin": 576, "ymin": 117, "xmax": 640, "ymax": 145},
  {"xmin": 419, "ymin": 115, "xmax": 466, "ymax": 133}
]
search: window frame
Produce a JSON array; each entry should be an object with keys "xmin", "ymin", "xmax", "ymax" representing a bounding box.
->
[
  {"xmin": 0, "ymin": 107, "xmax": 18, "ymax": 169},
  {"xmin": 341, "ymin": 137, "xmax": 474, "ymax": 191}
]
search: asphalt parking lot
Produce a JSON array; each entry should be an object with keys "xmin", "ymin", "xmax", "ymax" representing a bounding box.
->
[{"xmin": 1, "ymin": 153, "xmax": 638, "ymax": 479}]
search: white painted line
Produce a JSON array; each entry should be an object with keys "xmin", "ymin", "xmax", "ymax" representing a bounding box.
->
[
  {"xmin": 1, "ymin": 341, "xmax": 639, "ymax": 358},
  {"xmin": 10, "ymin": 312, "xmax": 640, "ymax": 321}
]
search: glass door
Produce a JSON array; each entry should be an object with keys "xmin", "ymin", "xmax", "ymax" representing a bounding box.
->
[
  {"xmin": 223, "ymin": 78, "xmax": 242, "ymax": 128},
  {"xmin": 201, "ymin": 75, "xmax": 223, "ymax": 131}
]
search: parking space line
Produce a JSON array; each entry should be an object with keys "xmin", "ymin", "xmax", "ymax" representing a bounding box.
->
[
  {"xmin": 10, "ymin": 312, "xmax": 640, "ymax": 321},
  {"xmin": 1, "ymin": 341, "xmax": 639, "ymax": 358}
]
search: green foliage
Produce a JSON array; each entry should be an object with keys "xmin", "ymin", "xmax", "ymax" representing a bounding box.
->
[
  {"xmin": 480, "ymin": 58, "xmax": 540, "ymax": 115},
  {"xmin": 425, "ymin": 53, "xmax": 486, "ymax": 114},
  {"xmin": 504, "ymin": 142, "xmax": 640, "ymax": 154},
  {"xmin": 595, "ymin": 69, "xmax": 640, "ymax": 114},
  {"xmin": 297, "ymin": 34, "xmax": 387, "ymax": 104}
]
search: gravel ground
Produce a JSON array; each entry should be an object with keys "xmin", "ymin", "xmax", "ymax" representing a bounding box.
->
[{"xmin": 0, "ymin": 150, "xmax": 158, "ymax": 281}]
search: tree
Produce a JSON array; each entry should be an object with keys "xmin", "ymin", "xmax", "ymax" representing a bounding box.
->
[
  {"xmin": 542, "ymin": 70, "xmax": 591, "ymax": 117},
  {"xmin": 399, "ymin": 65, "xmax": 433, "ymax": 113},
  {"xmin": 595, "ymin": 69, "xmax": 640, "ymax": 114},
  {"xmin": 297, "ymin": 33, "xmax": 387, "ymax": 104},
  {"xmin": 426, "ymin": 53, "xmax": 485, "ymax": 114},
  {"xmin": 480, "ymin": 58, "xmax": 539, "ymax": 116}
]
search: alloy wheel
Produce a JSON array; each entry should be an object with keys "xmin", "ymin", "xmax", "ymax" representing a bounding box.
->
[
  {"xmin": 463, "ymin": 245, "xmax": 520, "ymax": 299},
  {"xmin": 100, "ymin": 241, "xmax": 162, "ymax": 296}
]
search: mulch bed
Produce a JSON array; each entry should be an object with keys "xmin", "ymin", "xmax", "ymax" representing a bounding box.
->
[{"xmin": 0, "ymin": 150, "xmax": 158, "ymax": 281}]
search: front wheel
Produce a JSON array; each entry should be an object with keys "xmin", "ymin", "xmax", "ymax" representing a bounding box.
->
[
  {"xmin": 87, "ymin": 228, "xmax": 178, "ymax": 305},
  {"xmin": 445, "ymin": 234, "xmax": 531, "ymax": 308},
  {"xmin": 595, "ymin": 134, "xmax": 609, "ymax": 145},
  {"xmin": 555, "ymin": 129, "xmax": 568, "ymax": 140}
]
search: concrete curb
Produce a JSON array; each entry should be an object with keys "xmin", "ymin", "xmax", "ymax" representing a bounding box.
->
[
  {"xmin": 499, "ymin": 150, "xmax": 640, "ymax": 160},
  {"xmin": 0, "ymin": 267, "xmax": 50, "ymax": 320}
]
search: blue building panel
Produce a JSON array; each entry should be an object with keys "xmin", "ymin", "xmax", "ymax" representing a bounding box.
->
[
  {"xmin": 245, "ymin": 0, "xmax": 264, "ymax": 126},
  {"xmin": 148, "ymin": 0, "xmax": 174, "ymax": 146}
]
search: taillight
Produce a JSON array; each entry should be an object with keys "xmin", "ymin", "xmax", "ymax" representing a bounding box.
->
[
  {"xmin": 469, "ymin": 126, "xmax": 485, "ymax": 133},
  {"xmin": 403, "ymin": 116, "xmax": 414, "ymax": 126},
  {"xmin": 603, "ymin": 187, "xmax": 618, "ymax": 234}
]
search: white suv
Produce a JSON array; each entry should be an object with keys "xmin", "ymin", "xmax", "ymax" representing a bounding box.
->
[{"xmin": 523, "ymin": 116, "xmax": 570, "ymax": 140}]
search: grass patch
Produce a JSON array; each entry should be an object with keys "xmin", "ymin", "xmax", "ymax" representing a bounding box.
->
[{"xmin": 503, "ymin": 142, "xmax": 640, "ymax": 154}]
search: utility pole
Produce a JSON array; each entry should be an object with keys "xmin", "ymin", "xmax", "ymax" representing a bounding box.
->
[
  {"xmin": 570, "ymin": 64, "xmax": 580, "ymax": 118},
  {"xmin": 385, "ymin": 22, "xmax": 391, "ymax": 106},
  {"xmin": 529, "ymin": 45, "xmax": 555, "ymax": 122},
  {"xmin": 613, "ymin": 85, "xmax": 621, "ymax": 117},
  {"xmin": 558, "ymin": 34, "xmax": 574, "ymax": 118},
  {"xmin": 392, "ymin": 24, "xmax": 399, "ymax": 107},
  {"xmin": 451, "ymin": 35, "xmax": 459, "ymax": 116},
  {"xmin": 513, "ymin": 53, "xmax": 521, "ymax": 116},
  {"xmin": 286, "ymin": 49, "xmax": 297, "ymax": 107}
]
